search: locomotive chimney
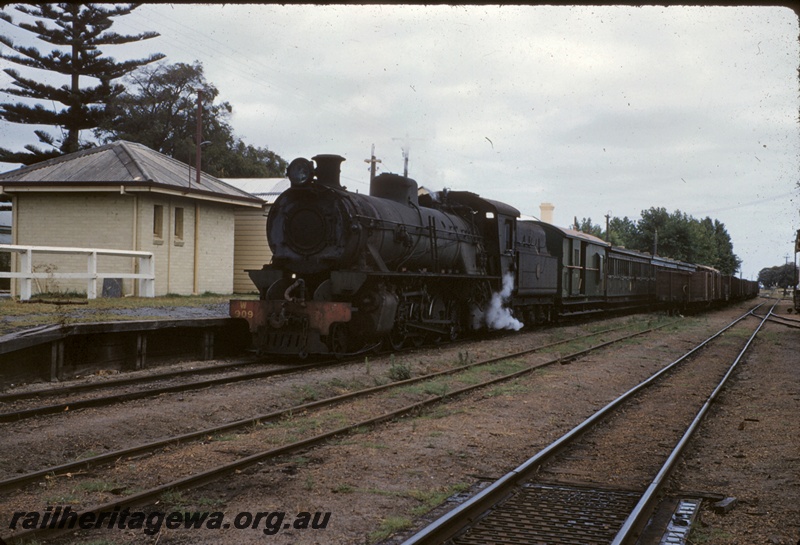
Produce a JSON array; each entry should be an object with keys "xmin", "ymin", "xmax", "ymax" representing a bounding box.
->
[
  {"xmin": 540, "ymin": 202, "xmax": 554, "ymax": 224},
  {"xmin": 313, "ymin": 154, "xmax": 345, "ymax": 188}
]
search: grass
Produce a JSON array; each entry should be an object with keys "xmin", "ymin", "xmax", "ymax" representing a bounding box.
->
[
  {"xmin": 43, "ymin": 493, "xmax": 81, "ymax": 505},
  {"xmin": 408, "ymin": 483, "xmax": 470, "ymax": 516},
  {"xmin": 159, "ymin": 489, "xmax": 189, "ymax": 509},
  {"xmin": 75, "ymin": 449, "xmax": 100, "ymax": 460},
  {"xmin": 485, "ymin": 381, "xmax": 530, "ymax": 397},
  {"xmin": 388, "ymin": 362, "xmax": 412, "ymax": 381},
  {"xmin": 292, "ymin": 384, "xmax": 321, "ymax": 402},
  {"xmin": 688, "ymin": 525, "xmax": 733, "ymax": 543},
  {"xmin": 76, "ymin": 480, "xmax": 124, "ymax": 493},
  {"xmin": 369, "ymin": 516, "xmax": 412, "ymax": 541},
  {"xmin": 366, "ymin": 483, "xmax": 471, "ymax": 541},
  {"xmin": 196, "ymin": 496, "xmax": 225, "ymax": 509},
  {"xmin": 484, "ymin": 359, "xmax": 526, "ymax": 375},
  {"xmin": 400, "ymin": 380, "xmax": 450, "ymax": 397}
]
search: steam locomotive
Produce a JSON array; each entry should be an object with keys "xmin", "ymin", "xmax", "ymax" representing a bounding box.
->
[{"xmin": 230, "ymin": 154, "xmax": 758, "ymax": 357}]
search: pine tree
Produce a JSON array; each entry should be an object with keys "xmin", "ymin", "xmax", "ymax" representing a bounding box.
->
[
  {"xmin": 0, "ymin": 3, "xmax": 165, "ymax": 164},
  {"xmin": 97, "ymin": 61, "xmax": 288, "ymax": 178}
]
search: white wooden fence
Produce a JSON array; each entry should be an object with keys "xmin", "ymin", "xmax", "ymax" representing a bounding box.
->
[{"xmin": 0, "ymin": 244, "xmax": 155, "ymax": 300}]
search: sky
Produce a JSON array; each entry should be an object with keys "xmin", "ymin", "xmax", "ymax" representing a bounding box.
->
[{"xmin": 0, "ymin": 4, "xmax": 798, "ymax": 280}]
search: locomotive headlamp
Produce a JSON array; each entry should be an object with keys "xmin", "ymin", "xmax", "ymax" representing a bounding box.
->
[{"xmin": 287, "ymin": 157, "xmax": 315, "ymax": 186}]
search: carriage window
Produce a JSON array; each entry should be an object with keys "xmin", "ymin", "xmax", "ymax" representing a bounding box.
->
[{"xmin": 505, "ymin": 220, "xmax": 513, "ymax": 250}]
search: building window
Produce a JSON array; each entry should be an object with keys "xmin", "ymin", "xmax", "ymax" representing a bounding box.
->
[
  {"xmin": 153, "ymin": 204, "xmax": 164, "ymax": 239},
  {"xmin": 174, "ymin": 207, "xmax": 184, "ymax": 241}
]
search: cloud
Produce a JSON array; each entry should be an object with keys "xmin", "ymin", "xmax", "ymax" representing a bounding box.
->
[{"xmin": 0, "ymin": 4, "xmax": 797, "ymax": 280}]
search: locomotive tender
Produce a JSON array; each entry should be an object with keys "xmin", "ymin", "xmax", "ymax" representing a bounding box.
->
[{"xmin": 230, "ymin": 153, "xmax": 758, "ymax": 357}]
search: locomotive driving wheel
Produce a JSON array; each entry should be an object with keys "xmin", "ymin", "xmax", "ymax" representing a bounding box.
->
[
  {"xmin": 328, "ymin": 323, "xmax": 348, "ymax": 359},
  {"xmin": 386, "ymin": 325, "xmax": 407, "ymax": 351}
]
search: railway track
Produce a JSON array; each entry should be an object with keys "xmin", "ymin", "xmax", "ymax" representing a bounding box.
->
[
  {"xmin": 0, "ymin": 356, "xmax": 266, "ymax": 402},
  {"xmin": 0, "ymin": 310, "xmax": 650, "ymax": 422},
  {"xmin": 398, "ymin": 301, "xmax": 773, "ymax": 545},
  {"xmin": 1, "ymin": 317, "xmax": 677, "ymax": 544},
  {"xmin": 0, "ymin": 357, "xmax": 344, "ymax": 422}
]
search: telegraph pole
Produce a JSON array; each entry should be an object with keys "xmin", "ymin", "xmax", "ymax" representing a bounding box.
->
[
  {"xmin": 605, "ymin": 212, "xmax": 611, "ymax": 242},
  {"xmin": 653, "ymin": 228, "xmax": 659, "ymax": 256},
  {"xmin": 364, "ymin": 144, "xmax": 382, "ymax": 183},
  {"xmin": 194, "ymin": 90, "xmax": 202, "ymax": 188}
]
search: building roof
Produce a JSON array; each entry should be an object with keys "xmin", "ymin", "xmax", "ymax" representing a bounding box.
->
[
  {"xmin": 534, "ymin": 220, "xmax": 611, "ymax": 247},
  {"xmin": 220, "ymin": 178, "xmax": 288, "ymax": 204},
  {"xmin": 0, "ymin": 140, "xmax": 263, "ymax": 207}
]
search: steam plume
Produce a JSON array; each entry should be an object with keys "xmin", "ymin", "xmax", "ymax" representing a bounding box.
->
[{"xmin": 483, "ymin": 273, "xmax": 524, "ymax": 331}]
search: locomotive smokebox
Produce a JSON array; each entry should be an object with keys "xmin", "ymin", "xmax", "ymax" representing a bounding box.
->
[{"xmin": 313, "ymin": 154, "xmax": 346, "ymax": 188}]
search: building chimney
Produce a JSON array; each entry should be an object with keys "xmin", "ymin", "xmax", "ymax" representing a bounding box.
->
[{"xmin": 540, "ymin": 202, "xmax": 554, "ymax": 224}]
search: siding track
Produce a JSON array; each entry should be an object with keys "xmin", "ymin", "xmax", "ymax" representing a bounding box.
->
[{"xmin": 399, "ymin": 302, "xmax": 771, "ymax": 545}]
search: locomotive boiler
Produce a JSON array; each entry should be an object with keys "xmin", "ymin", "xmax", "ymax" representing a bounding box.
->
[{"xmin": 231, "ymin": 154, "xmax": 522, "ymax": 357}]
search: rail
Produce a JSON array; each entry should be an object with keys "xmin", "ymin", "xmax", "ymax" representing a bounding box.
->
[
  {"xmin": 0, "ymin": 244, "xmax": 155, "ymax": 300},
  {"xmin": 399, "ymin": 303, "xmax": 765, "ymax": 545}
]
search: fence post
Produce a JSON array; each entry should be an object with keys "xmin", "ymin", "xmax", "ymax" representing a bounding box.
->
[
  {"xmin": 87, "ymin": 251, "xmax": 98, "ymax": 299},
  {"xmin": 20, "ymin": 247, "xmax": 32, "ymax": 301},
  {"xmin": 139, "ymin": 254, "xmax": 155, "ymax": 297}
]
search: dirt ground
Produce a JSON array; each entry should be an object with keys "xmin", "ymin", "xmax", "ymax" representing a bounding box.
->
[
  {"xmin": 2, "ymin": 297, "xmax": 797, "ymax": 545},
  {"xmin": 667, "ymin": 301, "xmax": 800, "ymax": 545}
]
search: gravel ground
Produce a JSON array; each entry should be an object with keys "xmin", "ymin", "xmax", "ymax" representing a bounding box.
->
[
  {"xmin": 667, "ymin": 302, "xmax": 800, "ymax": 545},
  {"xmin": 2, "ymin": 298, "xmax": 796, "ymax": 545},
  {"xmin": 0, "ymin": 300, "xmax": 231, "ymax": 337},
  {"xmin": 9, "ymin": 301, "xmax": 230, "ymax": 323}
]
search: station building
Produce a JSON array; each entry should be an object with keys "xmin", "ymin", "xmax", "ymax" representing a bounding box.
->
[{"xmin": 0, "ymin": 140, "xmax": 265, "ymax": 297}]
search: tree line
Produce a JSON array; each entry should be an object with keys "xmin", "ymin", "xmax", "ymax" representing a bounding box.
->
[
  {"xmin": 575, "ymin": 208, "xmax": 741, "ymax": 275},
  {"xmin": 757, "ymin": 262, "xmax": 797, "ymax": 289},
  {"xmin": 0, "ymin": 4, "xmax": 753, "ymax": 275},
  {"xmin": 0, "ymin": 3, "xmax": 286, "ymax": 177}
]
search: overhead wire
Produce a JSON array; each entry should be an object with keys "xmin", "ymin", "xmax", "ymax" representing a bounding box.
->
[{"xmin": 117, "ymin": 6, "xmax": 375, "ymax": 121}]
